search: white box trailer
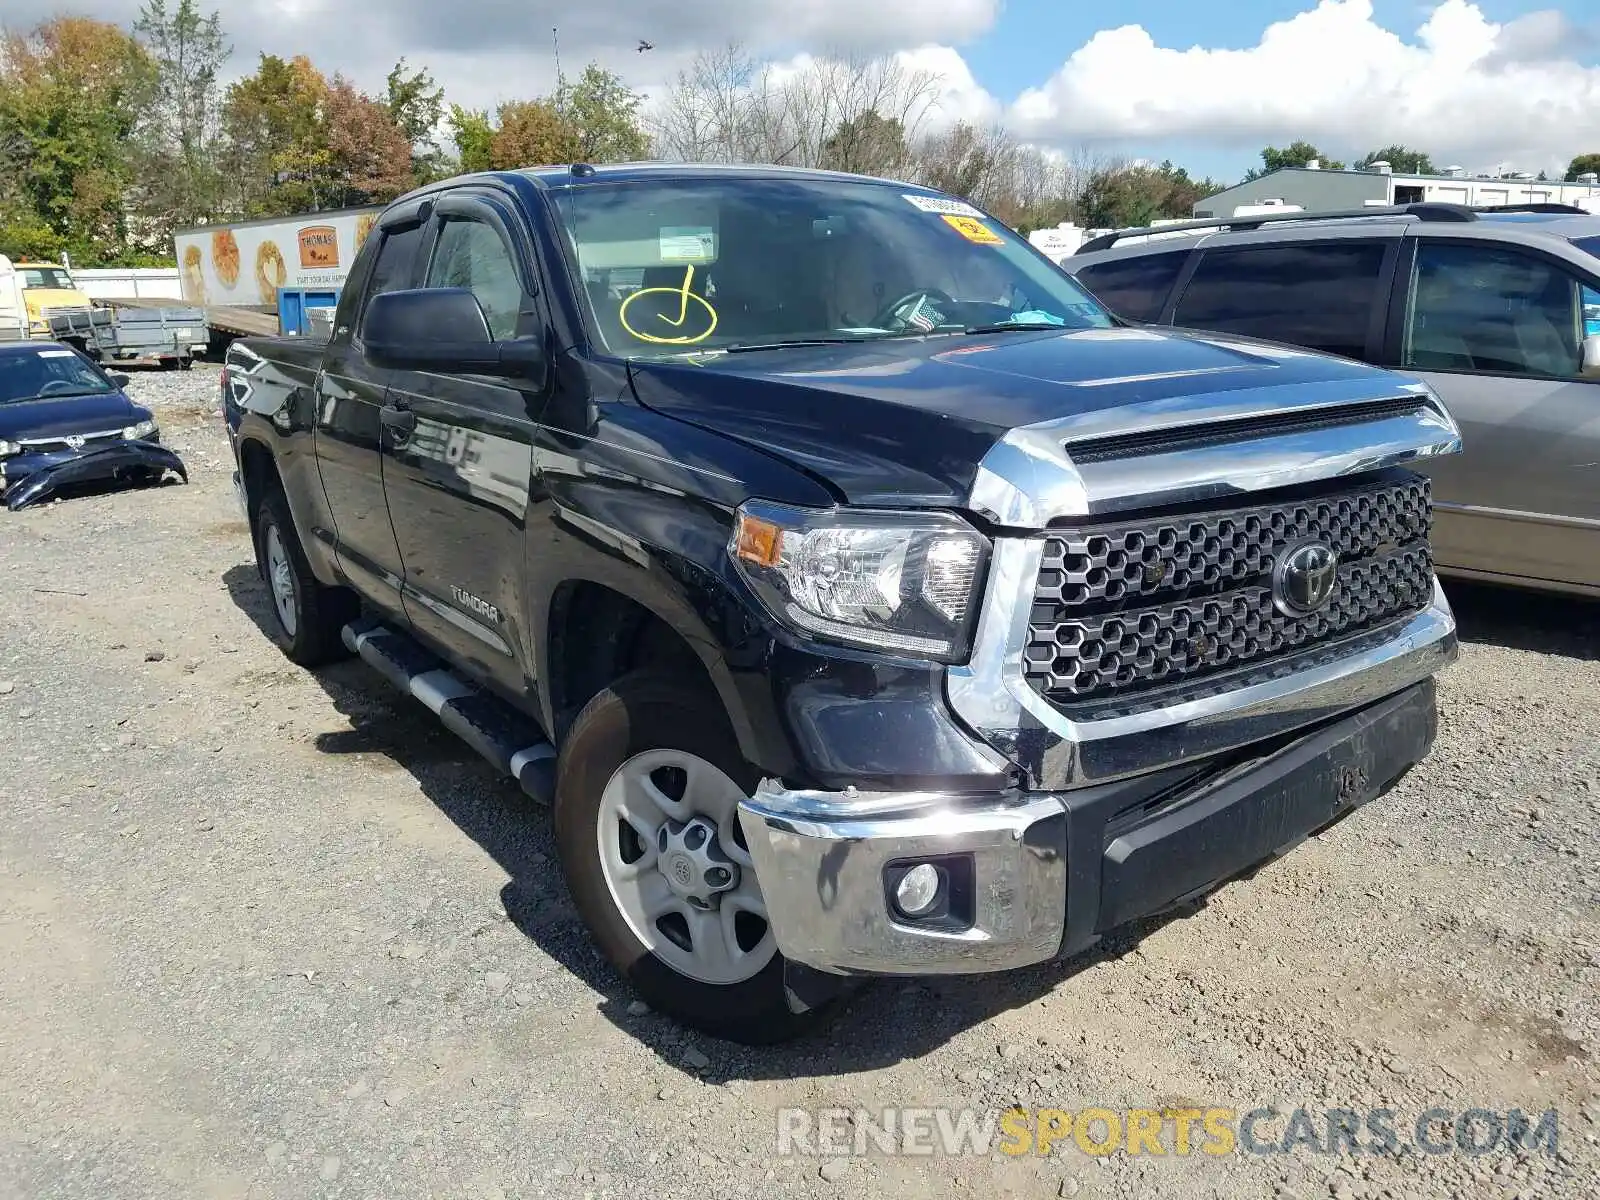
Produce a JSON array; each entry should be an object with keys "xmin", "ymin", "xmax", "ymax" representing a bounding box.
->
[{"xmin": 173, "ymin": 205, "xmax": 383, "ymax": 309}]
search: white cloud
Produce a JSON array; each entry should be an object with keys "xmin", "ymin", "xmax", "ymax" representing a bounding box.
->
[
  {"xmin": 893, "ymin": 45, "xmax": 1002, "ymax": 128},
  {"xmin": 1009, "ymin": 0, "xmax": 1600, "ymax": 174}
]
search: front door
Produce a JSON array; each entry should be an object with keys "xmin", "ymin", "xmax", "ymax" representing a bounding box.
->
[
  {"xmin": 313, "ymin": 215, "xmax": 426, "ymax": 618},
  {"xmin": 1396, "ymin": 238, "xmax": 1600, "ymax": 592},
  {"xmin": 379, "ymin": 193, "xmax": 549, "ymax": 699}
]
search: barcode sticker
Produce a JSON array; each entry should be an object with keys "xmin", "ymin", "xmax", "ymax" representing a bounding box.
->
[{"xmin": 903, "ymin": 194, "xmax": 985, "ymax": 218}]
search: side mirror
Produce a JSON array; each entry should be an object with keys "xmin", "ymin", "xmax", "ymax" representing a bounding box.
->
[
  {"xmin": 107, "ymin": 372, "xmax": 131, "ymax": 388},
  {"xmin": 362, "ymin": 288, "xmax": 540, "ymax": 377},
  {"xmin": 1582, "ymin": 335, "xmax": 1600, "ymax": 380}
]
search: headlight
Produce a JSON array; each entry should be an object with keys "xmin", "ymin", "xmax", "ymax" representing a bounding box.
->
[
  {"xmin": 0, "ymin": 439, "xmax": 19, "ymax": 458},
  {"xmin": 122, "ymin": 419, "xmax": 158, "ymax": 440},
  {"xmin": 730, "ymin": 502, "xmax": 989, "ymax": 661}
]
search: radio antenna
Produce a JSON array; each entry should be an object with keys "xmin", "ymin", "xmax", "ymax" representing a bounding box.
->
[{"xmin": 552, "ymin": 27, "xmax": 564, "ymax": 111}]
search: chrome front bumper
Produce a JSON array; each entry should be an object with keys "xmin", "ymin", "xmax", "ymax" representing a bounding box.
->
[
  {"xmin": 738, "ymin": 781, "xmax": 1069, "ymax": 976},
  {"xmin": 740, "ymin": 631, "xmax": 1448, "ymax": 977}
]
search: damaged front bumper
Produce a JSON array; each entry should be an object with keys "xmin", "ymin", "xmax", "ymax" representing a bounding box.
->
[{"xmin": 1, "ymin": 441, "xmax": 187, "ymax": 510}]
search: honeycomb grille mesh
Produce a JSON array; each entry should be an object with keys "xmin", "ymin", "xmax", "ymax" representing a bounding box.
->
[{"xmin": 1024, "ymin": 476, "xmax": 1432, "ymax": 704}]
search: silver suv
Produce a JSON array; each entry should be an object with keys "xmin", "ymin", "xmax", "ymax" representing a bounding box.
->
[{"xmin": 1065, "ymin": 203, "xmax": 1600, "ymax": 598}]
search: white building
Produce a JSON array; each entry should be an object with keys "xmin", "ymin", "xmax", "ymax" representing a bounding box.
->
[{"xmin": 1194, "ymin": 161, "xmax": 1600, "ymax": 217}]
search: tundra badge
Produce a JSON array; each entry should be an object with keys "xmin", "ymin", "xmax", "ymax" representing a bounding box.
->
[{"xmin": 450, "ymin": 585, "xmax": 500, "ymax": 624}]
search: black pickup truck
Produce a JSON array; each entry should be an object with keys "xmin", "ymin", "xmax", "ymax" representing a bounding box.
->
[{"xmin": 223, "ymin": 163, "xmax": 1462, "ymax": 1043}]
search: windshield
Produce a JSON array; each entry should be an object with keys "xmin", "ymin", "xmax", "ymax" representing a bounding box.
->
[
  {"xmin": 20, "ymin": 267, "xmax": 75, "ymax": 290},
  {"xmin": 0, "ymin": 348, "xmax": 113, "ymax": 404},
  {"xmin": 555, "ymin": 177, "xmax": 1113, "ymax": 357}
]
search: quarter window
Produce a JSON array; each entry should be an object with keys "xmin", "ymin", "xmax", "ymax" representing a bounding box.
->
[
  {"xmin": 1403, "ymin": 242, "xmax": 1582, "ymax": 377},
  {"xmin": 1172, "ymin": 241, "xmax": 1389, "ymax": 360},
  {"xmin": 425, "ymin": 218, "xmax": 524, "ymax": 340},
  {"xmin": 1075, "ymin": 251, "xmax": 1189, "ymax": 322},
  {"xmin": 353, "ymin": 222, "xmax": 425, "ymax": 339}
]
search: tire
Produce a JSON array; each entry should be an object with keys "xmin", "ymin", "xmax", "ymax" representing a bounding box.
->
[
  {"xmin": 253, "ymin": 485, "xmax": 356, "ymax": 667},
  {"xmin": 554, "ymin": 671, "xmax": 827, "ymax": 1044}
]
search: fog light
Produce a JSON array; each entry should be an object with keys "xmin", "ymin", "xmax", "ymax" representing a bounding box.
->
[{"xmin": 894, "ymin": 863, "xmax": 943, "ymax": 917}]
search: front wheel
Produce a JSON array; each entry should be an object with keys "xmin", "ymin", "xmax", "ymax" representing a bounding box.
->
[
  {"xmin": 253, "ymin": 487, "xmax": 356, "ymax": 666},
  {"xmin": 554, "ymin": 672, "xmax": 826, "ymax": 1044}
]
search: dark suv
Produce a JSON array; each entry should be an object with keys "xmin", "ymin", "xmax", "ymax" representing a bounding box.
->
[{"xmin": 1066, "ymin": 204, "xmax": 1600, "ymax": 598}]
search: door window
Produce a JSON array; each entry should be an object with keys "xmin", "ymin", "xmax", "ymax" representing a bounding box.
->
[
  {"xmin": 352, "ymin": 222, "xmax": 425, "ymax": 339},
  {"xmin": 1582, "ymin": 284, "xmax": 1600, "ymax": 339},
  {"xmin": 1172, "ymin": 241, "xmax": 1389, "ymax": 360},
  {"xmin": 425, "ymin": 218, "xmax": 524, "ymax": 340},
  {"xmin": 1403, "ymin": 242, "xmax": 1583, "ymax": 377},
  {"xmin": 1075, "ymin": 251, "xmax": 1189, "ymax": 322}
]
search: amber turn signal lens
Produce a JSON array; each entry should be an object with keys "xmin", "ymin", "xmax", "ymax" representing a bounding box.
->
[{"xmin": 734, "ymin": 513, "xmax": 784, "ymax": 568}]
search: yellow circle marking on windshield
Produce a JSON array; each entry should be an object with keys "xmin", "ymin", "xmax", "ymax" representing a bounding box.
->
[{"xmin": 619, "ymin": 265, "xmax": 719, "ymax": 345}]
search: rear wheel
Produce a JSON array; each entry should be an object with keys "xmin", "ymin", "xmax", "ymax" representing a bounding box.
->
[
  {"xmin": 253, "ymin": 486, "xmax": 355, "ymax": 666},
  {"xmin": 554, "ymin": 671, "xmax": 826, "ymax": 1044}
]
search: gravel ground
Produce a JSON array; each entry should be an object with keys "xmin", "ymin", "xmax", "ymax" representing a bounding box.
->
[{"xmin": 0, "ymin": 363, "xmax": 1596, "ymax": 1200}]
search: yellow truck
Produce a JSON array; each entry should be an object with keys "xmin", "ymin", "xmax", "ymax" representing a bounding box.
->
[{"xmin": 0, "ymin": 255, "xmax": 94, "ymax": 340}]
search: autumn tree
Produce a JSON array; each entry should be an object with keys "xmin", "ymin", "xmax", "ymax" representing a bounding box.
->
[
  {"xmin": 0, "ymin": 17, "xmax": 156, "ymax": 264},
  {"xmin": 489, "ymin": 99, "xmax": 579, "ymax": 168},
  {"xmin": 324, "ymin": 77, "xmax": 415, "ymax": 205},
  {"xmin": 461, "ymin": 63, "xmax": 648, "ymax": 171},
  {"xmin": 129, "ymin": 0, "xmax": 229, "ymax": 242}
]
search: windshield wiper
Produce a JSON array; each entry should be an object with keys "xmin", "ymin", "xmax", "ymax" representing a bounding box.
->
[
  {"xmin": 24, "ymin": 388, "xmax": 112, "ymax": 400},
  {"xmin": 961, "ymin": 321, "xmax": 1069, "ymax": 335},
  {"xmin": 723, "ymin": 337, "xmax": 883, "ymax": 354}
]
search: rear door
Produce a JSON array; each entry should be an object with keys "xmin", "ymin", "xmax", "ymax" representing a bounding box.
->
[
  {"xmin": 1167, "ymin": 235, "xmax": 1397, "ymax": 362},
  {"xmin": 379, "ymin": 190, "xmax": 550, "ymax": 699},
  {"xmin": 1383, "ymin": 235, "xmax": 1600, "ymax": 591},
  {"xmin": 311, "ymin": 208, "xmax": 427, "ymax": 618}
]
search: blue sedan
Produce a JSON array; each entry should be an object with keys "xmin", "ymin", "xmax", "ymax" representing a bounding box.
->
[{"xmin": 0, "ymin": 342, "xmax": 186, "ymax": 510}]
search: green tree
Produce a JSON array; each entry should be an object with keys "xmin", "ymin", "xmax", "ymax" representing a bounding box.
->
[
  {"xmin": 448, "ymin": 104, "xmax": 495, "ymax": 173},
  {"xmin": 1566, "ymin": 153, "xmax": 1600, "ymax": 180},
  {"xmin": 220, "ymin": 54, "xmax": 331, "ymax": 214},
  {"xmin": 560, "ymin": 64, "xmax": 650, "ymax": 162},
  {"xmin": 130, "ymin": 0, "xmax": 229, "ymax": 240},
  {"xmin": 1080, "ymin": 161, "xmax": 1224, "ymax": 229},
  {"xmin": 385, "ymin": 57, "xmax": 446, "ymax": 184},
  {"xmin": 1358, "ymin": 145, "xmax": 1435, "ymax": 174},
  {"xmin": 1244, "ymin": 140, "xmax": 1343, "ymax": 180},
  {"xmin": 0, "ymin": 17, "xmax": 156, "ymax": 265}
]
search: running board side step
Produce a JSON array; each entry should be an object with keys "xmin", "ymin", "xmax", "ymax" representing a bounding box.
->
[{"xmin": 341, "ymin": 618, "xmax": 556, "ymax": 804}]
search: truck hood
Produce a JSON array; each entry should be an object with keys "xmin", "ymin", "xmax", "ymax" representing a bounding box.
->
[
  {"xmin": 626, "ymin": 326, "xmax": 1412, "ymax": 508},
  {"xmin": 23, "ymin": 288, "xmax": 91, "ymax": 320},
  {"xmin": 0, "ymin": 390, "xmax": 141, "ymax": 440}
]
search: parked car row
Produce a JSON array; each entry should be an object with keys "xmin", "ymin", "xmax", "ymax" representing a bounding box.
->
[{"xmin": 1064, "ymin": 202, "xmax": 1600, "ymax": 597}]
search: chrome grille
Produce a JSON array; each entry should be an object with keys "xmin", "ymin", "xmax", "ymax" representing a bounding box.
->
[{"xmin": 1024, "ymin": 475, "xmax": 1432, "ymax": 704}]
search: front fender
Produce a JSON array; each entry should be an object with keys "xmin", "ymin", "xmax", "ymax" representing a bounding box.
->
[{"xmin": 526, "ymin": 416, "xmax": 1014, "ymax": 792}]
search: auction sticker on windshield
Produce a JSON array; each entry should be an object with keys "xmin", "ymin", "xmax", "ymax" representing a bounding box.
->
[
  {"xmin": 660, "ymin": 226, "xmax": 716, "ymax": 262},
  {"xmin": 903, "ymin": 194, "xmax": 985, "ymax": 218},
  {"xmin": 37, "ymin": 349, "xmax": 76, "ymax": 358},
  {"xmin": 942, "ymin": 215, "xmax": 1005, "ymax": 245}
]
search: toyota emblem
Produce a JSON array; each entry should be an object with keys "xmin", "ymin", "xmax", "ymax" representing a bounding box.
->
[
  {"xmin": 1273, "ymin": 540, "xmax": 1339, "ymax": 616},
  {"xmin": 64, "ymin": 435, "xmax": 86, "ymax": 450}
]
